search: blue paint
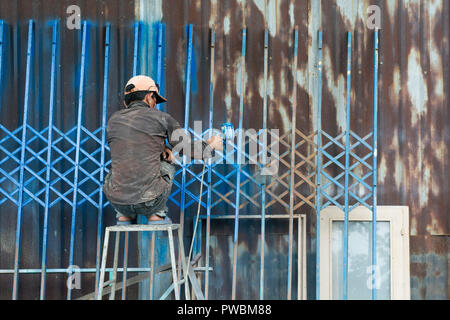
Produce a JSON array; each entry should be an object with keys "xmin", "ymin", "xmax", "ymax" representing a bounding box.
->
[
  {"xmin": 232, "ymin": 28, "xmax": 246, "ymax": 299},
  {"xmin": 343, "ymin": 31, "xmax": 352, "ymax": 301},
  {"xmin": 371, "ymin": 30, "xmax": 379, "ymax": 300},
  {"xmin": 186, "ymin": 25, "xmax": 198, "ymax": 95},
  {"xmin": 94, "ymin": 22, "xmax": 111, "ymax": 296},
  {"xmin": 315, "ymin": 30, "xmax": 323, "ymax": 300},
  {"xmin": 0, "ymin": 20, "xmax": 4, "ymax": 114},
  {"xmin": 180, "ymin": 24, "xmax": 194, "ymax": 237},
  {"xmin": 155, "ymin": 22, "xmax": 165, "ymax": 106},
  {"xmin": 40, "ymin": 19, "xmax": 59, "ymax": 300},
  {"xmin": 12, "ymin": 20, "xmax": 34, "ymax": 300},
  {"xmin": 260, "ymin": 28, "xmax": 269, "ymax": 300},
  {"xmin": 204, "ymin": 28, "xmax": 216, "ymax": 299},
  {"xmin": 67, "ymin": 20, "xmax": 88, "ymax": 300},
  {"xmin": 286, "ymin": 27, "xmax": 298, "ymax": 300},
  {"xmin": 133, "ymin": 22, "xmax": 140, "ymax": 76}
]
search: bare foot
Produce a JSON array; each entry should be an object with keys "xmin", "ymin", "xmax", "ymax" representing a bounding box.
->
[
  {"xmin": 148, "ymin": 215, "xmax": 164, "ymax": 221},
  {"xmin": 118, "ymin": 216, "xmax": 132, "ymax": 222}
]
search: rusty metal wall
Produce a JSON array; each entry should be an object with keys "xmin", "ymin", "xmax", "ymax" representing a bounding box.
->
[
  {"xmin": 0, "ymin": 0, "xmax": 137, "ymax": 300},
  {"xmin": 0, "ymin": 0, "xmax": 448, "ymax": 300},
  {"xmin": 141, "ymin": 0, "xmax": 448, "ymax": 300}
]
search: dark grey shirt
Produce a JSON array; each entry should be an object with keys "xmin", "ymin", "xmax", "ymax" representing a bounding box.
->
[{"xmin": 103, "ymin": 101, "xmax": 211, "ymax": 205}]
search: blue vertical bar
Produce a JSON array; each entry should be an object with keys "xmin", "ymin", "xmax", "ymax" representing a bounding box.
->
[
  {"xmin": 231, "ymin": 28, "xmax": 246, "ymax": 300},
  {"xmin": 343, "ymin": 31, "xmax": 352, "ymax": 300},
  {"xmin": 12, "ymin": 20, "xmax": 34, "ymax": 300},
  {"xmin": 156, "ymin": 23, "xmax": 164, "ymax": 111},
  {"xmin": 67, "ymin": 21, "xmax": 88, "ymax": 300},
  {"xmin": 133, "ymin": 22, "xmax": 140, "ymax": 77},
  {"xmin": 180, "ymin": 24, "xmax": 193, "ymax": 262},
  {"xmin": 40, "ymin": 20, "xmax": 59, "ymax": 300},
  {"xmin": 315, "ymin": 30, "xmax": 323, "ymax": 300},
  {"xmin": 287, "ymin": 27, "xmax": 299, "ymax": 300},
  {"xmin": 0, "ymin": 20, "xmax": 4, "ymax": 112},
  {"xmin": 204, "ymin": 28, "xmax": 215, "ymax": 299},
  {"xmin": 260, "ymin": 28, "xmax": 268, "ymax": 300},
  {"xmin": 371, "ymin": 30, "xmax": 379, "ymax": 300},
  {"xmin": 94, "ymin": 23, "xmax": 111, "ymax": 296}
]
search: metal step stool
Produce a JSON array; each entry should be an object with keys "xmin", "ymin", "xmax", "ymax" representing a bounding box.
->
[{"xmin": 96, "ymin": 223, "xmax": 191, "ymax": 300}]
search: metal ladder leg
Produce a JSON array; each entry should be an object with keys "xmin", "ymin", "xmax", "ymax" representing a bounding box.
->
[
  {"xmin": 167, "ymin": 227, "xmax": 180, "ymax": 300},
  {"xmin": 149, "ymin": 231, "xmax": 156, "ymax": 300},
  {"xmin": 97, "ymin": 228, "xmax": 110, "ymax": 300},
  {"xmin": 177, "ymin": 227, "xmax": 190, "ymax": 300},
  {"xmin": 110, "ymin": 231, "xmax": 121, "ymax": 300}
]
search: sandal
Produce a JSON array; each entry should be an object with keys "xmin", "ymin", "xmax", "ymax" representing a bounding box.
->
[
  {"xmin": 147, "ymin": 216, "xmax": 172, "ymax": 225},
  {"xmin": 116, "ymin": 217, "xmax": 136, "ymax": 226}
]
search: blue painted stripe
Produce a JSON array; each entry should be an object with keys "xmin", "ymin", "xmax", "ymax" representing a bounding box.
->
[
  {"xmin": 67, "ymin": 21, "xmax": 88, "ymax": 300},
  {"xmin": 180, "ymin": 23, "xmax": 193, "ymax": 238},
  {"xmin": 40, "ymin": 20, "xmax": 59, "ymax": 300},
  {"xmin": 12, "ymin": 20, "xmax": 34, "ymax": 300},
  {"xmin": 315, "ymin": 30, "xmax": 323, "ymax": 300},
  {"xmin": 260, "ymin": 28, "xmax": 269, "ymax": 300},
  {"xmin": 205, "ymin": 27, "xmax": 215, "ymax": 299},
  {"xmin": 231, "ymin": 28, "xmax": 246, "ymax": 300},
  {"xmin": 371, "ymin": 30, "xmax": 379, "ymax": 300},
  {"xmin": 343, "ymin": 31, "xmax": 352, "ymax": 300},
  {"xmin": 133, "ymin": 22, "xmax": 140, "ymax": 76},
  {"xmin": 94, "ymin": 22, "xmax": 111, "ymax": 296},
  {"xmin": 0, "ymin": 20, "xmax": 4, "ymax": 113}
]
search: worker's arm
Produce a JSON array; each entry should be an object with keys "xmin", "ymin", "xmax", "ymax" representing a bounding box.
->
[{"xmin": 165, "ymin": 115, "xmax": 222, "ymax": 161}]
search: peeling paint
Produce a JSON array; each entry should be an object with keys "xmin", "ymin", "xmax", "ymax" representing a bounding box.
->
[
  {"xmin": 235, "ymin": 59, "xmax": 248, "ymax": 97},
  {"xmin": 209, "ymin": 0, "xmax": 217, "ymax": 28},
  {"xmin": 391, "ymin": 66, "xmax": 401, "ymax": 106},
  {"xmin": 323, "ymin": 47, "xmax": 347, "ymax": 131},
  {"xmin": 289, "ymin": 2, "xmax": 294, "ymax": 26},
  {"xmin": 420, "ymin": 166, "xmax": 430, "ymax": 208},
  {"xmin": 0, "ymin": 0, "xmax": 448, "ymax": 301},
  {"xmin": 407, "ymin": 48, "xmax": 428, "ymax": 126},
  {"xmin": 136, "ymin": 0, "xmax": 163, "ymax": 22},
  {"xmin": 225, "ymin": 86, "xmax": 232, "ymax": 121},
  {"xmin": 278, "ymin": 104, "xmax": 290, "ymax": 136},
  {"xmin": 378, "ymin": 154, "xmax": 386, "ymax": 184},
  {"xmin": 386, "ymin": 0, "xmax": 397, "ymax": 25},
  {"xmin": 335, "ymin": 0, "xmax": 359, "ymax": 30},
  {"xmin": 224, "ymin": 15, "xmax": 230, "ymax": 35},
  {"xmin": 253, "ymin": 0, "xmax": 279, "ymax": 37}
]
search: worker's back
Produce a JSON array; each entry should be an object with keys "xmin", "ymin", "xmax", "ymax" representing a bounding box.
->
[{"xmin": 103, "ymin": 101, "xmax": 174, "ymax": 205}]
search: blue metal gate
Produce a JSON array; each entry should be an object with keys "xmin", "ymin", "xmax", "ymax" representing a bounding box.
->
[{"xmin": 0, "ymin": 18, "xmax": 379, "ymax": 300}]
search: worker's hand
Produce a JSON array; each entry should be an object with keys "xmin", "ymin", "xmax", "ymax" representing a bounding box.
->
[
  {"xmin": 207, "ymin": 135, "xmax": 223, "ymax": 151},
  {"xmin": 162, "ymin": 147, "xmax": 175, "ymax": 163}
]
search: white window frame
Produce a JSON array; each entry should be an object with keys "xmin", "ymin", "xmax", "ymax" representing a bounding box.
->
[{"xmin": 319, "ymin": 206, "xmax": 410, "ymax": 300}]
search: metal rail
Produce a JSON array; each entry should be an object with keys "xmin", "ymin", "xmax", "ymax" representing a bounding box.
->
[{"xmin": 0, "ymin": 20, "xmax": 380, "ymax": 300}]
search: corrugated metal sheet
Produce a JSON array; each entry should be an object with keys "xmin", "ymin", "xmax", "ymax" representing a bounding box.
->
[
  {"xmin": 0, "ymin": 0, "xmax": 448, "ymax": 300},
  {"xmin": 0, "ymin": 0, "xmax": 137, "ymax": 300},
  {"xmin": 142, "ymin": 0, "xmax": 448, "ymax": 300}
]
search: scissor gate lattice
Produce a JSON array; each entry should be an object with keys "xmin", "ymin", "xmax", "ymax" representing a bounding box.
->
[{"xmin": 0, "ymin": 19, "xmax": 379, "ymax": 300}]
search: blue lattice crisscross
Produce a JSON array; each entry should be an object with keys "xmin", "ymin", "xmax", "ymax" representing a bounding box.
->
[
  {"xmin": 0, "ymin": 125, "xmax": 25, "ymax": 205},
  {"xmin": 319, "ymin": 130, "xmax": 347, "ymax": 211},
  {"xmin": 209, "ymin": 128, "xmax": 264, "ymax": 210},
  {"xmin": 318, "ymin": 130, "xmax": 375, "ymax": 212},
  {"xmin": 0, "ymin": 124, "xmax": 112, "ymax": 210},
  {"xmin": 347, "ymin": 131, "xmax": 374, "ymax": 211}
]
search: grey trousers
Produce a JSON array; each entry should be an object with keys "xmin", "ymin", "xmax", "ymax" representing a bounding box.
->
[{"xmin": 110, "ymin": 161, "xmax": 175, "ymax": 221}]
